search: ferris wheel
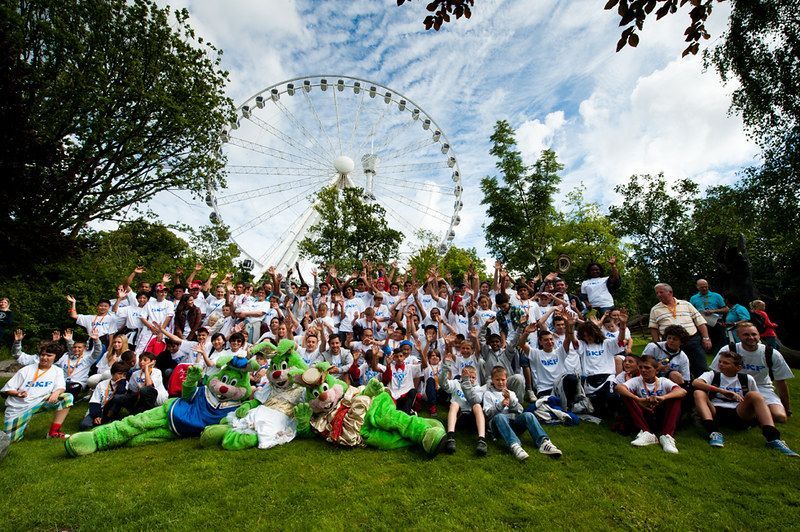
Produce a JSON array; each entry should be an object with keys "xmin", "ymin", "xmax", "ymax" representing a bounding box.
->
[{"xmin": 207, "ymin": 75, "xmax": 463, "ymax": 277}]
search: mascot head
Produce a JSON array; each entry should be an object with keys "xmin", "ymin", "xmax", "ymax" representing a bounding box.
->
[
  {"xmin": 290, "ymin": 362, "xmax": 348, "ymax": 414},
  {"xmin": 207, "ymin": 355, "xmax": 259, "ymax": 402},
  {"xmin": 265, "ymin": 339, "xmax": 308, "ymax": 390}
]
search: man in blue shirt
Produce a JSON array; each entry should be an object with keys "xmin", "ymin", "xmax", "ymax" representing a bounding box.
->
[{"xmin": 690, "ymin": 279, "xmax": 728, "ymax": 352}]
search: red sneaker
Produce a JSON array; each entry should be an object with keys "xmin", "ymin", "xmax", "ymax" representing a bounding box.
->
[{"xmin": 47, "ymin": 431, "xmax": 69, "ymax": 439}]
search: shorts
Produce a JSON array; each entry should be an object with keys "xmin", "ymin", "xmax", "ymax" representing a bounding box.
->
[
  {"xmin": 760, "ymin": 388, "xmax": 782, "ymax": 407},
  {"xmin": 3, "ymin": 393, "xmax": 74, "ymax": 442},
  {"xmin": 455, "ymin": 410, "xmax": 479, "ymax": 431},
  {"xmin": 715, "ymin": 406, "xmax": 756, "ymax": 430}
]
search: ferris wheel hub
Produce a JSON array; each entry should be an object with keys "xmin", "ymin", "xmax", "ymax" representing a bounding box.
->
[{"xmin": 333, "ymin": 155, "xmax": 355, "ymax": 175}]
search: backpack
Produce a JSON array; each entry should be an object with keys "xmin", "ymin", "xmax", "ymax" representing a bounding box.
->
[
  {"xmin": 748, "ymin": 310, "xmax": 767, "ymax": 333},
  {"xmin": 709, "ymin": 371, "xmax": 750, "ymax": 401},
  {"xmin": 728, "ymin": 342, "xmax": 775, "ymax": 379}
]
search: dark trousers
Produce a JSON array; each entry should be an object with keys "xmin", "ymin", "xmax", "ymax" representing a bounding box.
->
[
  {"xmin": 681, "ymin": 333, "xmax": 708, "ymax": 379},
  {"xmin": 104, "ymin": 386, "xmax": 159, "ymax": 420},
  {"xmin": 425, "ymin": 378, "xmax": 437, "ymax": 405},
  {"xmin": 395, "ymin": 390, "xmax": 416, "ymax": 414}
]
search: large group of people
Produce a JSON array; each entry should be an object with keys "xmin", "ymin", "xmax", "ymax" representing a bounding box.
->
[{"xmin": 1, "ymin": 259, "xmax": 796, "ymax": 460}]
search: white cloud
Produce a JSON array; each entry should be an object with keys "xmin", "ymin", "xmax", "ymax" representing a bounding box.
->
[
  {"xmin": 517, "ymin": 111, "xmax": 566, "ymax": 164},
  {"xmin": 129, "ymin": 0, "xmax": 757, "ymax": 268}
]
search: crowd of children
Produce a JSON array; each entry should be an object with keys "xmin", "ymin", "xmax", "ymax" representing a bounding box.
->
[{"xmin": 1, "ymin": 260, "xmax": 797, "ymax": 460}]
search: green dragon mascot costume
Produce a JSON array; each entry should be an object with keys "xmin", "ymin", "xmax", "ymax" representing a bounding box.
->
[
  {"xmin": 291, "ymin": 363, "xmax": 446, "ymax": 454},
  {"xmin": 65, "ymin": 355, "xmax": 259, "ymax": 456},
  {"xmin": 200, "ymin": 339, "xmax": 308, "ymax": 450}
]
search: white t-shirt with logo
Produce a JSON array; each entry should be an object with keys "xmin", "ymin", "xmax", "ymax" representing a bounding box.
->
[
  {"xmin": 386, "ymin": 362, "xmax": 421, "ymax": 399},
  {"xmin": 2, "ymin": 365, "xmax": 66, "ymax": 419},
  {"xmin": 580, "ymin": 276, "xmax": 614, "ymax": 308},
  {"xmin": 127, "ymin": 367, "xmax": 168, "ymax": 404},
  {"xmin": 76, "ymin": 313, "xmax": 124, "ymax": 337},
  {"xmin": 339, "ymin": 298, "xmax": 365, "ymax": 333},
  {"xmin": 578, "ymin": 338, "xmax": 623, "ymax": 377},
  {"xmin": 711, "ymin": 343, "xmax": 794, "ymax": 393},
  {"xmin": 696, "ymin": 371, "xmax": 759, "ymax": 409},
  {"xmin": 622, "ymin": 376, "xmax": 678, "ymax": 398},
  {"xmin": 529, "ymin": 346, "xmax": 568, "ymax": 391}
]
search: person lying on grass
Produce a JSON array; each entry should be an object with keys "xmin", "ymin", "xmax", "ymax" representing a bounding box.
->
[
  {"xmin": 2, "ymin": 341, "xmax": 74, "ymax": 441},
  {"xmin": 693, "ymin": 350, "xmax": 798, "ymax": 457},
  {"xmin": 615, "ymin": 355, "xmax": 687, "ymax": 454}
]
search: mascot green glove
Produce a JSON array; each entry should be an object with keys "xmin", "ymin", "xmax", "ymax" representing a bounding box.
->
[
  {"xmin": 65, "ymin": 355, "xmax": 259, "ymax": 457},
  {"xmin": 200, "ymin": 339, "xmax": 308, "ymax": 450},
  {"xmin": 291, "ymin": 363, "xmax": 446, "ymax": 454}
]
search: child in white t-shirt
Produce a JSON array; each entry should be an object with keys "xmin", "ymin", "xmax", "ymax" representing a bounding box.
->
[
  {"xmin": 693, "ymin": 350, "xmax": 797, "ymax": 456},
  {"xmin": 111, "ymin": 351, "xmax": 168, "ymax": 415},
  {"xmin": 615, "ymin": 355, "xmax": 687, "ymax": 454},
  {"xmin": 2, "ymin": 342, "xmax": 73, "ymax": 441},
  {"xmin": 80, "ymin": 361, "xmax": 130, "ymax": 430},
  {"xmin": 381, "ymin": 342, "xmax": 421, "ymax": 414},
  {"xmin": 441, "ymin": 365, "xmax": 487, "ymax": 456},
  {"xmin": 641, "ymin": 325, "xmax": 691, "ymax": 385}
]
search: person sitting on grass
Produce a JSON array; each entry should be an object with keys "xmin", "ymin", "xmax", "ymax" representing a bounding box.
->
[
  {"xmin": 641, "ymin": 324, "xmax": 691, "ymax": 385},
  {"xmin": 711, "ymin": 322, "xmax": 794, "ymax": 424},
  {"xmin": 57, "ymin": 329, "xmax": 101, "ymax": 397},
  {"xmin": 105, "ymin": 351, "xmax": 168, "ymax": 418},
  {"xmin": 482, "ymin": 366, "xmax": 562, "ymax": 461},
  {"xmin": 382, "ymin": 342, "xmax": 422, "ymax": 414},
  {"xmin": 1, "ymin": 341, "xmax": 74, "ymax": 441},
  {"xmin": 79, "ymin": 361, "xmax": 130, "ymax": 430},
  {"xmin": 615, "ymin": 355, "xmax": 687, "ymax": 454},
  {"xmin": 441, "ymin": 364, "xmax": 487, "ymax": 456},
  {"xmin": 693, "ymin": 350, "xmax": 797, "ymax": 457}
]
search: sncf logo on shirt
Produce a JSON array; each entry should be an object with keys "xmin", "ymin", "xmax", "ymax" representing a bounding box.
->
[
  {"xmin": 541, "ymin": 358, "xmax": 559, "ymax": 367},
  {"xmin": 744, "ymin": 363, "xmax": 766, "ymax": 372},
  {"xmin": 586, "ymin": 349, "xmax": 604, "ymax": 358},
  {"xmin": 393, "ymin": 370, "xmax": 407, "ymax": 387}
]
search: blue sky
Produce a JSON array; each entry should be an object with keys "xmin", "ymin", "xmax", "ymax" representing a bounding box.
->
[{"xmin": 144, "ymin": 0, "xmax": 758, "ymax": 273}]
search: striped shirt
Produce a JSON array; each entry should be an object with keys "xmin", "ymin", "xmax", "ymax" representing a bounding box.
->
[{"xmin": 648, "ymin": 299, "xmax": 705, "ymax": 336}]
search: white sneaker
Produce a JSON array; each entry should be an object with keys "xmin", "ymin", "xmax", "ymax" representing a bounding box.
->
[
  {"xmin": 631, "ymin": 430, "xmax": 659, "ymax": 447},
  {"xmin": 538, "ymin": 439, "xmax": 562, "ymax": 458},
  {"xmin": 659, "ymin": 434, "xmax": 679, "ymax": 454},
  {"xmin": 510, "ymin": 443, "xmax": 529, "ymax": 461},
  {"xmin": 526, "ymin": 390, "xmax": 537, "ymax": 402}
]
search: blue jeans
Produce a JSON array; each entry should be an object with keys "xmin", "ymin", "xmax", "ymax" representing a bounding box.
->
[{"xmin": 491, "ymin": 412, "xmax": 549, "ymax": 447}]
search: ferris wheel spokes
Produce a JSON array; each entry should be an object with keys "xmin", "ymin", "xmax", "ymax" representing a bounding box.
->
[
  {"xmin": 229, "ymin": 183, "xmax": 321, "ymax": 238},
  {"xmin": 374, "ymin": 177, "xmax": 454, "ymax": 195},
  {"xmin": 245, "ymin": 114, "xmax": 332, "ymax": 169},
  {"xmin": 214, "ymin": 175, "xmax": 332, "ymax": 206},
  {"xmin": 373, "ymin": 184, "xmax": 452, "ymax": 224},
  {"xmin": 273, "ymin": 100, "xmax": 338, "ymax": 162},
  {"xmin": 227, "ymin": 136, "xmax": 330, "ymax": 172},
  {"xmin": 301, "ymin": 89, "xmax": 338, "ymax": 158}
]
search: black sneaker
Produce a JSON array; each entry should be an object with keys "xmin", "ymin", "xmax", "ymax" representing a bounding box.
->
[
  {"xmin": 445, "ymin": 434, "xmax": 457, "ymax": 454},
  {"xmin": 476, "ymin": 438, "xmax": 487, "ymax": 457}
]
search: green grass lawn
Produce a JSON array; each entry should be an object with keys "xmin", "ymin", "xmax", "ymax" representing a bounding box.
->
[{"xmin": 2, "ymin": 352, "xmax": 800, "ymax": 530}]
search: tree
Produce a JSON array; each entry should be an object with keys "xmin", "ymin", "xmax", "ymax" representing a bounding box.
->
[
  {"xmin": 172, "ymin": 221, "xmax": 240, "ymax": 278},
  {"xmin": 297, "ymin": 186, "xmax": 404, "ymax": 273},
  {"xmin": 480, "ymin": 120, "xmax": 562, "ymax": 277},
  {"xmin": 406, "ymin": 234, "xmax": 485, "ymax": 284},
  {"xmin": 0, "ymin": 0, "xmax": 234, "ymax": 273},
  {"xmin": 609, "ymin": 173, "xmax": 704, "ymax": 293}
]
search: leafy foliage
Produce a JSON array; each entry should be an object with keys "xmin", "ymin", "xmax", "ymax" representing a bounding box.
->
[
  {"xmin": 1, "ymin": 218, "xmax": 237, "ymax": 345},
  {"xmin": 0, "ymin": 0, "xmax": 235, "ymax": 274},
  {"xmin": 481, "ymin": 120, "xmax": 563, "ymax": 277},
  {"xmin": 406, "ymin": 237, "xmax": 485, "ymax": 285},
  {"xmin": 604, "ymin": 0, "xmax": 725, "ymax": 56},
  {"xmin": 298, "ymin": 186, "xmax": 404, "ymax": 273},
  {"xmin": 396, "ymin": 0, "xmax": 473, "ymax": 31}
]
